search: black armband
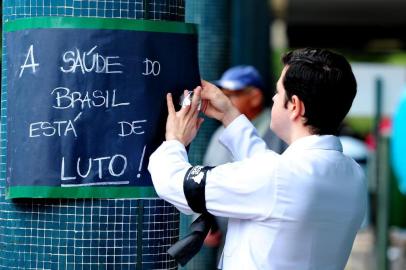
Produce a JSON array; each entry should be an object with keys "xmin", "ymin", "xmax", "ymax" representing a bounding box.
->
[
  {"xmin": 168, "ymin": 166, "xmax": 215, "ymax": 266},
  {"xmin": 183, "ymin": 166, "xmax": 214, "ymax": 214}
]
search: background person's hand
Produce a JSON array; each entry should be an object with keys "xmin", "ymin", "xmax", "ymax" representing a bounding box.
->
[
  {"xmin": 165, "ymin": 87, "xmax": 204, "ymax": 146},
  {"xmin": 201, "ymin": 80, "xmax": 241, "ymax": 127}
]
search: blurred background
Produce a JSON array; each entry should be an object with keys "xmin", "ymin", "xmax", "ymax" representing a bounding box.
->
[{"xmin": 2, "ymin": 0, "xmax": 406, "ymax": 269}]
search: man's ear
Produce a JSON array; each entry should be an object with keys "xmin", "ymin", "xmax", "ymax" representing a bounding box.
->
[{"xmin": 289, "ymin": 95, "xmax": 305, "ymax": 121}]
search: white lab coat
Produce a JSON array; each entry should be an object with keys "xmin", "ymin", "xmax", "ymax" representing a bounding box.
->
[
  {"xmin": 148, "ymin": 115, "xmax": 367, "ymax": 270},
  {"xmin": 203, "ymin": 108, "xmax": 287, "ymax": 166}
]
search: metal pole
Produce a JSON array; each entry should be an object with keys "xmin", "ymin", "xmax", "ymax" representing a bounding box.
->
[
  {"xmin": 1, "ymin": 1, "xmax": 185, "ymax": 269},
  {"xmin": 230, "ymin": 0, "xmax": 272, "ymax": 104},
  {"xmin": 375, "ymin": 77, "xmax": 389, "ymax": 270}
]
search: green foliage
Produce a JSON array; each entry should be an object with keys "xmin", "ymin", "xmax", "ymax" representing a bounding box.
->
[
  {"xmin": 345, "ymin": 117, "xmax": 374, "ymax": 138},
  {"xmin": 345, "ymin": 51, "xmax": 406, "ymax": 65}
]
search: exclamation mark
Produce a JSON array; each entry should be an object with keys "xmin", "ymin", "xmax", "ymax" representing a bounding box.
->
[{"xmin": 137, "ymin": 145, "xmax": 146, "ymax": 178}]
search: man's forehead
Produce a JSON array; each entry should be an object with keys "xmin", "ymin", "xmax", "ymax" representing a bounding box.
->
[
  {"xmin": 281, "ymin": 65, "xmax": 289, "ymax": 77},
  {"xmin": 277, "ymin": 66, "xmax": 289, "ymax": 84}
]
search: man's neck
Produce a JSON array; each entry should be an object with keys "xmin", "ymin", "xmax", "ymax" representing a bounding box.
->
[{"xmin": 287, "ymin": 126, "xmax": 313, "ymax": 145}]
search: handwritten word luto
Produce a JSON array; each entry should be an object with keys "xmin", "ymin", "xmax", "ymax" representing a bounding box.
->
[
  {"xmin": 51, "ymin": 87, "xmax": 130, "ymax": 110},
  {"xmin": 60, "ymin": 46, "xmax": 123, "ymax": 74},
  {"xmin": 61, "ymin": 154, "xmax": 128, "ymax": 181}
]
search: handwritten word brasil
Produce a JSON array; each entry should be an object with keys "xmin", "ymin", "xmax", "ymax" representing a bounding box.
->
[{"xmin": 51, "ymin": 87, "xmax": 130, "ymax": 110}]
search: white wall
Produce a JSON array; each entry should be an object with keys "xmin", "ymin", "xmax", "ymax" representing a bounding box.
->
[{"xmin": 349, "ymin": 63, "xmax": 406, "ymax": 117}]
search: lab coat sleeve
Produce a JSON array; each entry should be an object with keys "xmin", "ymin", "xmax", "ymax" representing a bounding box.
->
[
  {"xmin": 203, "ymin": 127, "xmax": 233, "ymax": 166},
  {"xmin": 149, "ymin": 140, "xmax": 280, "ymax": 221},
  {"xmin": 148, "ymin": 140, "xmax": 194, "ymax": 215},
  {"xmin": 205, "ymin": 153, "xmax": 279, "ymax": 220},
  {"xmin": 219, "ymin": 114, "xmax": 269, "ymax": 161}
]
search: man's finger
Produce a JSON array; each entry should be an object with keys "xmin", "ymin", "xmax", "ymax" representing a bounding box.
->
[
  {"xmin": 201, "ymin": 99, "xmax": 208, "ymax": 114},
  {"xmin": 191, "ymin": 86, "xmax": 202, "ymax": 111},
  {"xmin": 186, "ymin": 87, "xmax": 202, "ymax": 121},
  {"xmin": 196, "ymin": 117, "xmax": 204, "ymax": 130},
  {"xmin": 200, "ymin": 82, "xmax": 219, "ymax": 100},
  {"xmin": 179, "ymin": 90, "xmax": 191, "ymax": 116},
  {"xmin": 201, "ymin": 79, "xmax": 216, "ymax": 89},
  {"xmin": 166, "ymin": 93, "xmax": 176, "ymax": 115}
]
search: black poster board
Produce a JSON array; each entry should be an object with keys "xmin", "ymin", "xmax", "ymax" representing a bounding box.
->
[{"xmin": 4, "ymin": 17, "xmax": 200, "ymax": 198}]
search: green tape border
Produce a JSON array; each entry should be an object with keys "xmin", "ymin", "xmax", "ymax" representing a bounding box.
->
[
  {"xmin": 4, "ymin": 16, "xmax": 197, "ymax": 34},
  {"xmin": 6, "ymin": 186, "xmax": 158, "ymax": 199}
]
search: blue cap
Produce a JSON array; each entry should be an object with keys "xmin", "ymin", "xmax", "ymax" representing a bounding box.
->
[{"xmin": 214, "ymin": 65, "xmax": 264, "ymax": 91}]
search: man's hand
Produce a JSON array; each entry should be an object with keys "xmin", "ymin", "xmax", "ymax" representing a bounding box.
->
[
  {"xmin": 204, "ymin": 229, "xmax": 222, "ymax": 248},
  {"xmin": 165, "ymin": 87, "xmax": 204, "ymax": 146},
  {"xmin": 201, "ymin": 80, "xmax": 241, "ymax": 127}
]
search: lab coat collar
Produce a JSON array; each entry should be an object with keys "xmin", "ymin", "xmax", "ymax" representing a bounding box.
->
[{"xmin": 283, "ymin": 135, "xmax": 343, "ymax": 155}]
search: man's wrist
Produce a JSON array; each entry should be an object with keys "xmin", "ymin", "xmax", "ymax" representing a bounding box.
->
[
  {"xmin": 222, "ymin": 107, "xmax": 241, "ymax": 127},
  {"xmin": 166, "ymin": 135, "xmax": 188, "ymax": 146},
  {"xmin": 166, "ymin": 134, "xmax": 181, "ymax": 143}
]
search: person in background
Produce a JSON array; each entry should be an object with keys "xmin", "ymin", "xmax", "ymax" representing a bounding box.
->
[
  {"xmin": 204, "ymin": 65, "xmax": 287, "ymax": 166},
  {"xmin": 202, "ymin": 65, "xmax": 287, "ymax": 266},
  {"xmin": 149, "ymin": 48, "xmax": 367, "ymax": 269}
]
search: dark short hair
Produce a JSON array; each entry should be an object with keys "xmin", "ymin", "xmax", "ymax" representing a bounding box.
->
[{"xmin": 282, "ymin": 48, "xmax": 357, "ymax": 135}]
